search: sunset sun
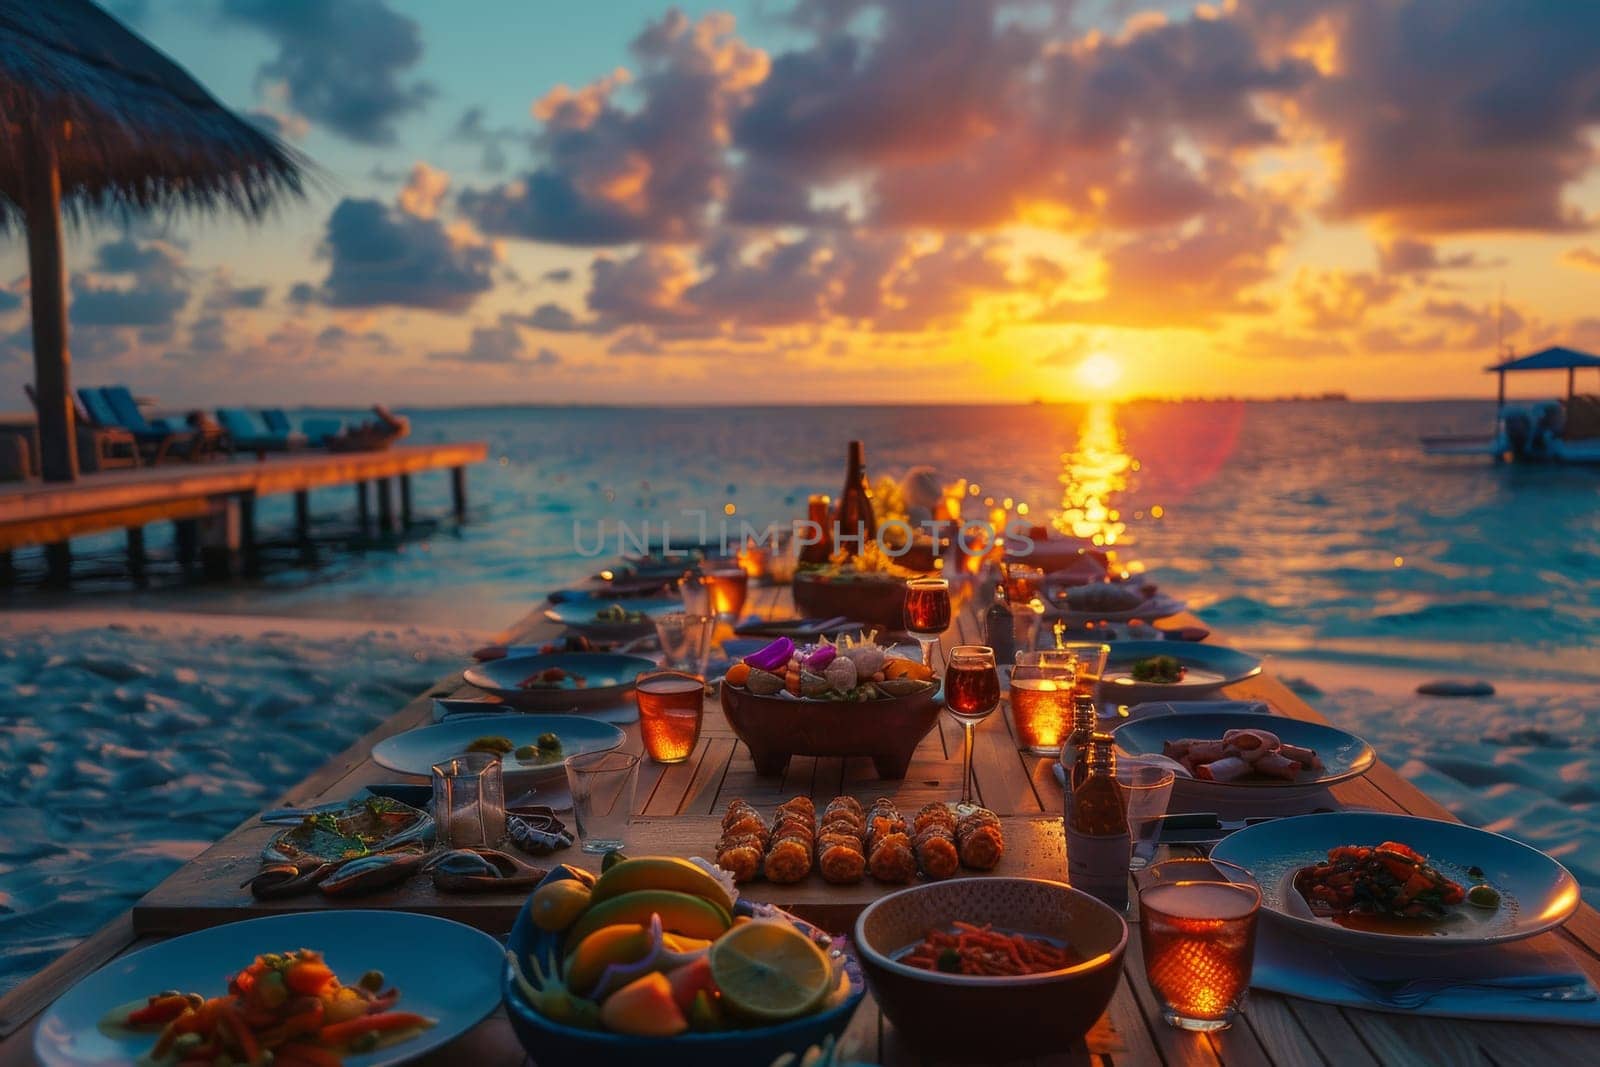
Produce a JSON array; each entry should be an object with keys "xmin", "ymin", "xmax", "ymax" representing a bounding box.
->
[{"xmin": 1074, "ymin": 353, "xmax": 1124, "ymax": 393}]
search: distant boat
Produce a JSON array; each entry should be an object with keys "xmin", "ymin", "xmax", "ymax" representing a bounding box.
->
[{"xmin": 1421, "ymin": 346, "xmax": 1600, "ymax": 464}]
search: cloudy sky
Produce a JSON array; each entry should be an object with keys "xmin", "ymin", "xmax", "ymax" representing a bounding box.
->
[{"xmin": 4, "ymin": 0, "xmax": 1600, "ymax": 407}]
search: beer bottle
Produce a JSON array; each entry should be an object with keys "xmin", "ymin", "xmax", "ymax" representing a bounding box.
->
[{"xmin": 1066, "ymin": 733, "xmax": 1130, "ymax": 910}]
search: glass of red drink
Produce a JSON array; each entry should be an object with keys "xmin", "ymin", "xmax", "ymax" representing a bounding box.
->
[
  {"xmin": 1138, "ymin": 858, "xmax": 1261, "ymax": 1031},
  {"xmin": 633, "ymin": 670, "xmax": 705, "ymax": 764},
  {"xmin": 944, "ymin": 644, "xmax": 999, "ymax": 807},
  {"xmin": 904, "ymin": 576, "xmax": 951, "ymax": 676}
]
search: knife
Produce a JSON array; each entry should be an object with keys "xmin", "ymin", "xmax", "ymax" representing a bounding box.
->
[{"xmin": 1156, "ymin": 813, "xmax": 1282, "ymax": 844}]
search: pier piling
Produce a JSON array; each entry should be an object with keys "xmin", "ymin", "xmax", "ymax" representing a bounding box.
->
[
  {"xmin": 356, "ymin": 481, "xmax": 371, "ymax": 536},
  {"xmin": 399, "ymin": 474, "xmax": 414, "ymax": 527},
  {"xmin": 376, "ymin": 478, "xmax": 396, "ymax": 535},
  {"xmin": 126, "ymin": 527, "xmax": 146, "ymax": 586},
  {"xmin": 451, "ymin": 466, "xmax": 467, "ymax": 520},
  {"xmin": 294, "ymin": 490, "xmax": 310, "ymax": 543},
  {"xmin": 44, "ymin": 540, "xmax": 70, "ymax": 586}
]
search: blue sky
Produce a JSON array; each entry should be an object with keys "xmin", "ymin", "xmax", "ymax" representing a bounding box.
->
[{"xmin": 4, "ymin": 1, "xmax": 1600, "ymax": 409}]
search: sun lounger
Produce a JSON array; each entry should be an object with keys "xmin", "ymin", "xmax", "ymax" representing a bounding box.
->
[
  {"xmin": 299, "ymin": 417, "xmax": 344, "ymax": 447},
  {"xmin": 217, "ymin": 408, "xmax": 305, "ymax": 452},
  {"xmin": 93, "ymin": 386, "xmax": 196, "ymax": 463},
  {"xmin": 27, "ymin": 385, "xmax": 139, "ymax": 472}
]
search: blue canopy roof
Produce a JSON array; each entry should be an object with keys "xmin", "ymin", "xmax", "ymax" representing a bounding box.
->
[{"xmin": 1487, "ymin": 346, "xmax": 1600, "ymax": 372}]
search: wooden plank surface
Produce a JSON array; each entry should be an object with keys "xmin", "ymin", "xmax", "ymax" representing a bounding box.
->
[
  {"xmin": 5, "ymin": 574, "xmax": 1600, "ymax": 1066},
  {"xmin": 0, "ymin": 441, "xmax": 488, "ymax": 550}
]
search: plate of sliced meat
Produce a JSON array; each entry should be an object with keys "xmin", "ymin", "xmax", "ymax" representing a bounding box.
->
[{"xmin": 1112, "ymin": 712, "xmax": 1376, "ymax": 805}]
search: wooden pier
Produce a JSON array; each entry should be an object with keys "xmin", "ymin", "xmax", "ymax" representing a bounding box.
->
[{"xmin": 0, "ymin": 441, "xmax": 487, "ymax": 582}]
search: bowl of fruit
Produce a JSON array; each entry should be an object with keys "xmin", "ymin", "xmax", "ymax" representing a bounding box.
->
[
  {"xmin": 504, "ymin": 856, "xmax": 864, "ymax": 1067},
  {"xmin": 719, "ymin": 635, "xmax": 941, "ymax": 778},
  {"xmin": 792, "ymin": 552, "xmax": 921, "ymax": 632}
]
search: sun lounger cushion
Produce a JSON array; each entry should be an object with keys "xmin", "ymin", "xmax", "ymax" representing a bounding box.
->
[
  {"xmin": 78, "ymin": 388, "xmax": 120, "ymax": 429},
  {"xmin": 101, "ymin": 386, "xmax": 158, "ymax": 434},
  {"xmin": 261, "ymin": 409, "xmax": 293, "ymax": 435},
  {"xmin": 301, "ymin": 417, "xmax": 343, "ymax": 447}
]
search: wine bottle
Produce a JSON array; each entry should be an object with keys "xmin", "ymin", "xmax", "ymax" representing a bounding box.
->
[
  {"xmin": 985, "ymin": 582, "xmax": 1016, "ymax": 666},
  {"xmin": 834, "ymin": 440, "xmax": 877, "ymax": 557},
  {"xmin": 1066, "ymin": 733, "xmax": 1130, "ymax": 910}
]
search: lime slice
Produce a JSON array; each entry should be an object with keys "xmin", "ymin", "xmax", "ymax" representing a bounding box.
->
[{"xmin": 708, "ymin": 920, "xmax": 833, "ymax": 1022}]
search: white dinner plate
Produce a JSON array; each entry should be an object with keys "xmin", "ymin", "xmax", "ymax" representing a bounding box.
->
[{"xmin": 371, "ymin": 714, "xmax": 626, "ymax": 777}]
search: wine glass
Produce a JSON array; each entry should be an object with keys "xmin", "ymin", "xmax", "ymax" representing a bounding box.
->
[
  {"xmin": 945, "ymin": 645, "xmax": 1000, "ymax": 808},
  {"xmin": 904, "ymin": 576, "xmax": 952, "ymax": 676}
]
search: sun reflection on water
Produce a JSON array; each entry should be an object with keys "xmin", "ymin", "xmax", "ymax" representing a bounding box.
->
[{"xmin": 1053, "ymin": 401, "xmax": 1136, "ymax": 550}]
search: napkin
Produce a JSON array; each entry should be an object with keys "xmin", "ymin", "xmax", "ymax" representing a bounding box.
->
[{"xmin": 1252, "ymin": 925, "xmax": 1600, "ymax": 1024}]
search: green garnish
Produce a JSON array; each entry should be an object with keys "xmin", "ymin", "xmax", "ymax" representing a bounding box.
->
[
  {"xmin": 1467, "ymin": 884, "xmax": 1501, "ymax": 909},
  {"xmin": 1130, "ymin": 655, "xmax": 1186, "ymax": 683},
  {"xmin": 537, "ymin": 732, "xmax": 562, "ymax": 751},
  {"xmin": 466, "ymin": 735, "xmax": 515, "ymax": 755},
  {"xmin": 936, "ymin": 948, "xmax": 963, "ymax": 973}
]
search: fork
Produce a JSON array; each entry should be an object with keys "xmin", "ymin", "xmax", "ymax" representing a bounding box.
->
[{"xmin": 1338, "ymin": 967, "xmax": 1596, "ymax": 1009}]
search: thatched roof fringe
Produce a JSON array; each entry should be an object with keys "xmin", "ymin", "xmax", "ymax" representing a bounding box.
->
[{"xmin": 0, "ymin": 0, "xmax": 305, "ymax": 227}]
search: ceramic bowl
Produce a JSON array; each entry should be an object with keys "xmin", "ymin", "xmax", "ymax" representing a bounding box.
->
[
  {"xmin": 504, "ymin": 866, "xmax": 865, "ymax": 1067},
  {"xmin": 854, "ymin": 877, "xmax": 1128, "ymax": 1062}
]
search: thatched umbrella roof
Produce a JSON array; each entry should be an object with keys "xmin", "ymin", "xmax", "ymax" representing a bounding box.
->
[{"xmin": 0, "ymin": 0, "xmax": 307, "ymax": 482}]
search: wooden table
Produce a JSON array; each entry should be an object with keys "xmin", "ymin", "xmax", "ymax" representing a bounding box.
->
[{"xmin": 5, "ymin": 577, "xmax": 1600, "ymax": 1066}]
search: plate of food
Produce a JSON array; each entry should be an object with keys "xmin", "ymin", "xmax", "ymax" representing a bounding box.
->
[
  {"xmin": 1100, "ymin": 640, "xmax": 1263, "ymax": 702},
  {"xmin": 463, "ymin": 652, "xmax": 657, "ymax": 711},
  {"xmin": 1210, "ymin": 812, "xmax": 1581, "ymax": 954},
  {"xmin": 261, "ymin": 794, "xmax": 433, "ymax": 865},
  {"xmin": 544, "ymin": 598, "xmax": 682, "ymax": 641},
  {"xmin": 370, "ymin": 715, "xmax": 626, "ymax": 779},
  {"xmin": 1044, "ymin": 581, "xmax": 1186, "ymax": 624},
  {"xmin": 1111, "ymin": 712, "xmax": 1375, "ymax": 805},
  {"xmin": 34, "ymin": 909, "xmax": 503, "ymax": 1067}
]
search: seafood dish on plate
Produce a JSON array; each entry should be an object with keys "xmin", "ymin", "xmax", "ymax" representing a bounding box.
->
[
  {"xmin": 713, "ymin": 797, "xmax": 1003, "ymax": 885},
  {"xmin": 1292, "ymin": 840, "xmax": 1503, "ymax": 932},
  {"xmin": 261, "ymin": 795, "xmax": 432, "ymax": 867},
  {"xmin": 101, "ymin": 947, "xmax": 434, "ymax": 1065},
  {"xmin": 1163, "ymin": 728, "xmax": 1324, "ymax": 782}
]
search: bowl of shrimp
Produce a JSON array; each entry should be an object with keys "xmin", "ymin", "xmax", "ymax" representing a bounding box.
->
[{"xmin": 854, "ymin": 877, "xmax": 1127, "ymax": 1062}]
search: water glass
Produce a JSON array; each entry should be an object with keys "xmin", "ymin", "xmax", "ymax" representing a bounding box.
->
[
  {"xmin": 1002, "ymin": 564, "xmax": 1046, "ymax": 604},
  {"xmin": 1118, "ymin": 763, "xmax": 1176, "ymax": 869},
  {"xmin": 1056, "ymin": 641, "xmax": 1111, "ymax": 703},
  {"xmin": 678, "ymin": 571, "xmax": 711, "ymax": 614},
  {"xmin": 634, "ymin": 669, "xmax": 705, "ymax": 764},
  {"xmin": 654, "ymin": 612, "xmax": 715, "ymax": 675},
  {"xmin": 1138, "ymin": 858, "xmax": 1261, "ymax": 1032},
  {"xmin": 566, "ymin": 750, "xmax": 640, "ymax": 854},
  {"xmin": 431, "ymin": 753, "xmax": 507, "ymax": 848},
  {"xmin": 1009, "ymin": 649, "xmax": 1077, "ymax": 754}
]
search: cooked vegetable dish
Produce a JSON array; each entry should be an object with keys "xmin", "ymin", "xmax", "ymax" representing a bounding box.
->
[{"xmin": 1294, "ymin": 841, "xmax": 1471, "ymax": 921}]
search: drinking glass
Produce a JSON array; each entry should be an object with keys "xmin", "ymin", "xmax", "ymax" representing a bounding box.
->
[
  {"xmin": 702, "ymin": 565, "xmax": 749, "ymax": 620},
  {"xmin": 1118, "ymin": 763, "xmax": 1176, "ymax": 869},
  {"xmin": 904, "ymin": 576, "xmax": 952, "ymax": 676},
  {"xmin": 945, "ymin": 645, "xmax": 1000, "ymax": 808},
  {"xmin": 565, "ymin": 749, "xmax": 640, "ymax": 854},
  {"xmin": 1009, "ymin": 649, "xmax": 1077, "ymax": 755},
  {"xmin": 1057, "ymin": 641, "xmax": 1111, "ymax": 707},
  {"xmin": 634, "ymin": 669, "xmax": 705, "ymax": 764},
  {"xmin": 431, "ymin": 752, "xmax": 507, "ymax": 848},
  {"xmin": 654, "ymin": 612, "xmax": 715, "ymax": 676},
  {"xmin": 1138, "ymin": 858, "xmax": 1261, "ymax": 1031},
  {"xmin": 678, "ymin": 570, "xmax": 711, "ymax": 615},
  {"xmin": 1002, "ymin": 563, "xmax": 1046, "ymax": 604}
]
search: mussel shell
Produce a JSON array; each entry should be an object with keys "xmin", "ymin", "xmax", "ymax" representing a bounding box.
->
[
  {"xmin": 744, "ymin": 667, "xmax": 786, "ymax": 695},
  {"xmin": 318, "ymin": 850, "xmax": 427, "ymax": 896},
  {"xmin": 425, "ymin": 849, "xmax": 505, "ymax": 877},
  {"xmin": 245, "ymin": 862, "xmax": 331, "ymax": 900}
]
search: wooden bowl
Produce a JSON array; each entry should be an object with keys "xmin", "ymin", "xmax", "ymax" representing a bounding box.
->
[
  {"xmin": 719, "ymin": 680, "xmax": 941, "ymax": 779},
  {"xmin": 854, "ymin": 878, "xmax": 1128, "ymax": 1062},
  {"xmin": 792, "ymin": 571, "xmax": 909, "ymax": 631}
]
